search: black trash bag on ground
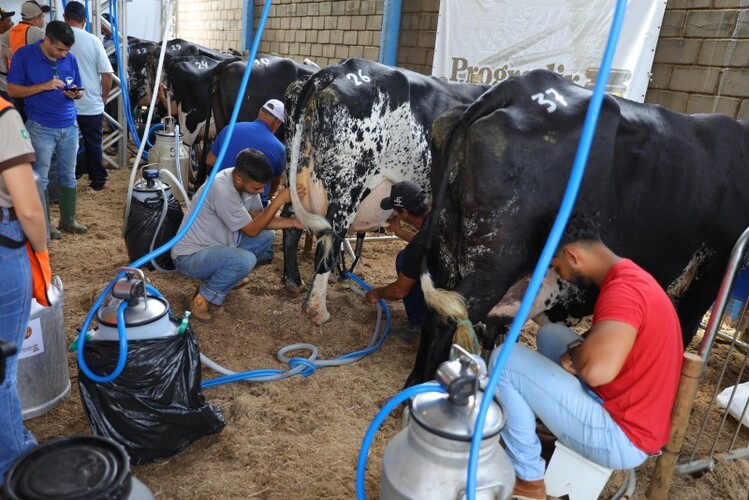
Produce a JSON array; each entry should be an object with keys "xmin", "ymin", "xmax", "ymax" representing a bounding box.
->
[
  {"xmin": 124, "ymin": 193, "xmax": 183, "ymax": 270},
  {"xmin": 78, "ymin": 320, "xmax": 225, "ymax": 464}
]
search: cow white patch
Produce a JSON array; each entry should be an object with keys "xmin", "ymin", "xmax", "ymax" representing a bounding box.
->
[{"xmin": 666, "ymin": 243, "xmax": 714, "ymax": 307}]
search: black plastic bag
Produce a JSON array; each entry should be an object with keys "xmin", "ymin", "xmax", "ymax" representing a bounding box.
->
[
  {"xmin": 124, "ymin": 193, "xmax": 183, "ymax": 270},
  {"xmin": 78, "ymin": 320, "xmax": 225, "ymax": 464}
]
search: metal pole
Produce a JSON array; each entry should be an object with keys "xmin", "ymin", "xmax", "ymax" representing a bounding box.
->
[{"xmin": 117, "ymin": 0, "xmax": 128, "ymax": 169}]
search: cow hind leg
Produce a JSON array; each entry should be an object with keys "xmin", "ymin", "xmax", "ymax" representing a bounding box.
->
[
  {"xmin": 282, "ymin": 226, "xmax": 305, "ymax": 293},
  {"xmin": 404, "ymin": 314, "xmax": 455, "ymax": 387}
]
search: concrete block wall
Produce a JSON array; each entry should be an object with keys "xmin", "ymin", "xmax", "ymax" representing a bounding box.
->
[
  {"xmin": 646, "ymin": 1, "xmax": 749, "ymax": 119},
  {"xmin": 176, "ymin": 0, "xmax": 246, "ymax": 51},
  {"xmin": 396, "ymin": 0, "xmax": 439, "ymax": 74},
  {"xmin": 253, "ymin": 0, "xmax": 384, "ymax": 67}
]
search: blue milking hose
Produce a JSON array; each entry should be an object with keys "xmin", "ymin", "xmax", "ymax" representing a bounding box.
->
[
  {"xmin": 355, "ymin": 383, "xmax": 445, "ymax": 499},
  {"xmin": 464, "ymin": 1, "xmax": 630, "ymax": 498},
  {"xmin": 200, "ymin": 271, "xmax": 391, "ymax": 388},
  {"xmin": 76, "ymin": 0, "xmax": 275, "ymax": 383}
]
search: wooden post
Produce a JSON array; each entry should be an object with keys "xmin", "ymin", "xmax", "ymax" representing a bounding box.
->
[{"xmin": 647, "ymin": 352, "xmax": 704, "ymax": 499}]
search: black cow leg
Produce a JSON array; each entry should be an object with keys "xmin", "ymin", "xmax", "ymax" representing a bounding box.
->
[
  {"xmin": 404, "ymin": 314, "xmax": 454, "ymax": 388},
  {"xmin": 282, "ymin": 226, "xmax": 305, "ymax": 293}
]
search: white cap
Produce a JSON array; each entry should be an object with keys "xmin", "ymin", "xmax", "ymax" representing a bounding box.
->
[{"xmin": 262, "ymin": 99, "xmax": 285, "ymax": 122}]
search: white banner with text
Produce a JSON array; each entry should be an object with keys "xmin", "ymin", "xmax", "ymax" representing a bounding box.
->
[{"xmin": 432, "ymin": 0, "xmax": 666, "ymax": 102}]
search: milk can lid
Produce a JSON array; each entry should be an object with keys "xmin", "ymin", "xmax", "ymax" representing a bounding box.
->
[
  {"xmin": 409, "ymin": 390, "xmax": 505, "ymax": 441},
  {"xmin": 2, "ymin": 435, "xmax": 132, "ymax": 500},
  {"xmin": 97, "ymin": 295, "xmax": 169, "ymax": 327}
]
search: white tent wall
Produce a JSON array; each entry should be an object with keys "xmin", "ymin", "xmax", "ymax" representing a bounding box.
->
[{"xmin": 3, "ymin": 0, "xmax": 162, "ymax": 41}]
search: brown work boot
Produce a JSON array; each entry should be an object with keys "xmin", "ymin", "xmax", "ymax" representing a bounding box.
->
[
  {"xmin": 189, "ymin": 289, "xmax": 212, "ymax": 321},
  {"xmin": 512, "ymin": 477, "xmax": 546, "ymax": 500},
  {"xmin": 233, "ymin": 275, "xmax": 251, "ymax": 289}
]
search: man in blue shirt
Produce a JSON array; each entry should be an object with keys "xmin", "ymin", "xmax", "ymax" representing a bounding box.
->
[
  {"xmin": 205, "ymin": 98, "xmax": 286, "ymax": 206},
  {"xmin": 7, "ymin": 20, "xmax": 87, "ymax": 239}
]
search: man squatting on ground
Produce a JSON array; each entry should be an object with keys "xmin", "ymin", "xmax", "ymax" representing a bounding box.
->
[
  {"xmin": 171, "ymin": 148, "xmax": 304, "ymax": 322},
  {"xmin": 364, "ymin": 181, "xmax": 430, "ymax": 339},
  {"xmin": 492, "ymin": 213, "xmax": 683, "ymax": 500}
]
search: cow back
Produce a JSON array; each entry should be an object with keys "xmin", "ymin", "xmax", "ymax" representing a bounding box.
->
[{"xmin": 212, "ymin": 56, "xmax": 318, "ymax": 138}]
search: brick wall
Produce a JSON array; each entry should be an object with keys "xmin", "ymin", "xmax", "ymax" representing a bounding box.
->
[
  {"xmin": 646, "ymin": 0, "xmax": 749, "ymax": 119},
  {"xmin": 176, "ymin": 0, "xmax": 245, "ymax": 51},
  {"xmin": 396, "ymin": 0, "xmax": 439, "ymax": 74},
  {"xmin": 253, "ymin": 0, "xmax": 383, "ymax": 67}
]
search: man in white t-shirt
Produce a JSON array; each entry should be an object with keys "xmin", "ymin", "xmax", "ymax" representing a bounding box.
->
[
  {"xmin": 172, "ymin": 148, "xmax": 303, "ymax": 321},
  {"xmin": 64, "ymin": 1, "xmax": 112, "ymax": 191}
]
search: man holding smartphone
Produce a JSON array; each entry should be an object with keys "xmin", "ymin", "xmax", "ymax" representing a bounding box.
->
[
  {"xmin": 7, "ymin": 20, "xmax": 87, "ymax": 239},
  {"xmin": 64, "ymin": 1, "xmax": 113, "ymax": 192}
]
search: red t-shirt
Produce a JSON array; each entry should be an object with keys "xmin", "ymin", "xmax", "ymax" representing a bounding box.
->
[{"xmin": 592, "ymin": 259, "xmax": 683, "ymax": 454}]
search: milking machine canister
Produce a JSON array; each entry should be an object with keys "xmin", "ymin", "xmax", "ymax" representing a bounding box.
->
[
  {"xmin": 148, "ymin": 116, "xmax": 192, "ymax": 203},
  {"xmin": 124, "ymin": 168, "xmax": 183, "ymax": 270},
  {"xmin": 78, "ymin": 268, "xmax": 225, "ymax": 462},
  {"xmin": 381, "ymin": 349, "xmax": 515, "ymax": 500}
]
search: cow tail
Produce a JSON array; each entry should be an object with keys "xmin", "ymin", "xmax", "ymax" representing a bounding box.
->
[
  {"xmin": 420, "ymin": 272, "xmax": 479, "ymax": 353},
  {"xmin": 287, "ymin": 71, "xmax": 340, "ymax": 264}
]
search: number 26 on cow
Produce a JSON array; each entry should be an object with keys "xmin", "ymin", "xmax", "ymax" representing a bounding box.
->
[
  {"xmin": 531, "ymin": 88, "xmax": 568, "ymax": 114},
  {"xmin": 346, "ymin": 70, "xmax": 370, "ymax": 86}
]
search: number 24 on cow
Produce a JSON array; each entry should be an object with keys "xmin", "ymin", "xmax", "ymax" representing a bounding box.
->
[{"xmin": 346, "ymin": 70, "xmax": 370, "ymax": 86}]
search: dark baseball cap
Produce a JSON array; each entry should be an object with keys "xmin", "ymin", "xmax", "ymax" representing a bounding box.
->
[
  {"xmin": 0, "ymin": 8, "xmax": 15, "ymax": 20},
  {"xmin": 380, "ymin": 181, "xmax": 426, "ymax": 212},
  {"xmin": 64, "ymin": 1, "xmax": 86, "ymax": 21}
]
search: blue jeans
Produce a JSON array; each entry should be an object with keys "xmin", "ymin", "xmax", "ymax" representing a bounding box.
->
[
  {"xmin": 395, "ymin": 250, "xmax": 426, "ymax": 326},
  {"xmin": 0, "ymin": 214, "xmax": 36, "ymax": 484},
  {"xmin": 173, "ymin": 230, "xmax": 274, "ymax": 305},
  {"xmin": 26, "ymin": 119, "xmax": 79, "ymax": 191},
  {"xmin": 490, "ymin": 324, "xmax": 648, "ymax": 481}
]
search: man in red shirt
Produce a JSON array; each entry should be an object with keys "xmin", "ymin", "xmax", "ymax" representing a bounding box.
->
[{"xmin": 493, "ymin": 213, "xmax": 683, "ymax": 500}]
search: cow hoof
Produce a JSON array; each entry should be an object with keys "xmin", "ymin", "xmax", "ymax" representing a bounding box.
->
[
  {"xmin": 309, "ymin": 311, "xmax": 331, "ymax": 326},
  {"xmin": 285, "ymin": 280, "xmax": 306, "ymax": 294}
]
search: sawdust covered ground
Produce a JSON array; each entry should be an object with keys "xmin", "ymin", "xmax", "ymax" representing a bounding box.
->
[{"xmin": 25, "ymin": 168, "xmax": 749, "ymax": 499}]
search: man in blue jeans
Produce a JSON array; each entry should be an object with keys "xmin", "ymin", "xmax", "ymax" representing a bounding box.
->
[
  {"xmin": 7, "ymin": 20, "xmax": 87, "ymax": 239},
  {"xmin": 491, "ymin": 213, "xmax": 682, "ymax": 500},
  {"xmin": 172, "ymin": 148, "xmax": 303, "ymax": 321},
  {"xmin": 364, "ymin": 181, "xmax": 430, "ymax": 340}
]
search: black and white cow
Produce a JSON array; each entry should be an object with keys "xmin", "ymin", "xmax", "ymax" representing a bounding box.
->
[
  {"xmin": 126, "ymin": 37, "xmax": 158, "ymax": 106},
  {"xmin": 163, "ymin": 53, "xmax": 240, "ymax": 147},
  {"xmin": 284, "ymin": 58, "xmax": 489, "ymax": 325},
  {"xmin": 406, "ymin": 69, "xmax": 749, "ymax": 386},
  {"xmin": 184, "ymin": 56, "xmax": 319, "ymax": 186}
]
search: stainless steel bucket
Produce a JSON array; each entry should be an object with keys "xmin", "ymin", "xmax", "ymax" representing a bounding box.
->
[{"xmin": 17, "ymin": 276, "xmax": 71, "ymax": 420}]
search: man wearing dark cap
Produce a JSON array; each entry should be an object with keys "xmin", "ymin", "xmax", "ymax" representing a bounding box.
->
[
  {"xmin": 364, "ymin": 181, "xmax": 431, "ymax": 339},
  {"xmin": 0, "ymin": 8, "xmax": 15, "ymax": 100},
  {"xmin": 64, "ymin": 1, "xmax": 113, "ymax": 191},
  {"xmin": 1, "ymin": 1, "xmax": 48, "ymax": 59}
]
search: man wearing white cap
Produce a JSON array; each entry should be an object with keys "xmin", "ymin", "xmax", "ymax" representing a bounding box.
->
[{"xmin": 206, "ymin": 98, "xmax": 286, "ymax": 207}]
